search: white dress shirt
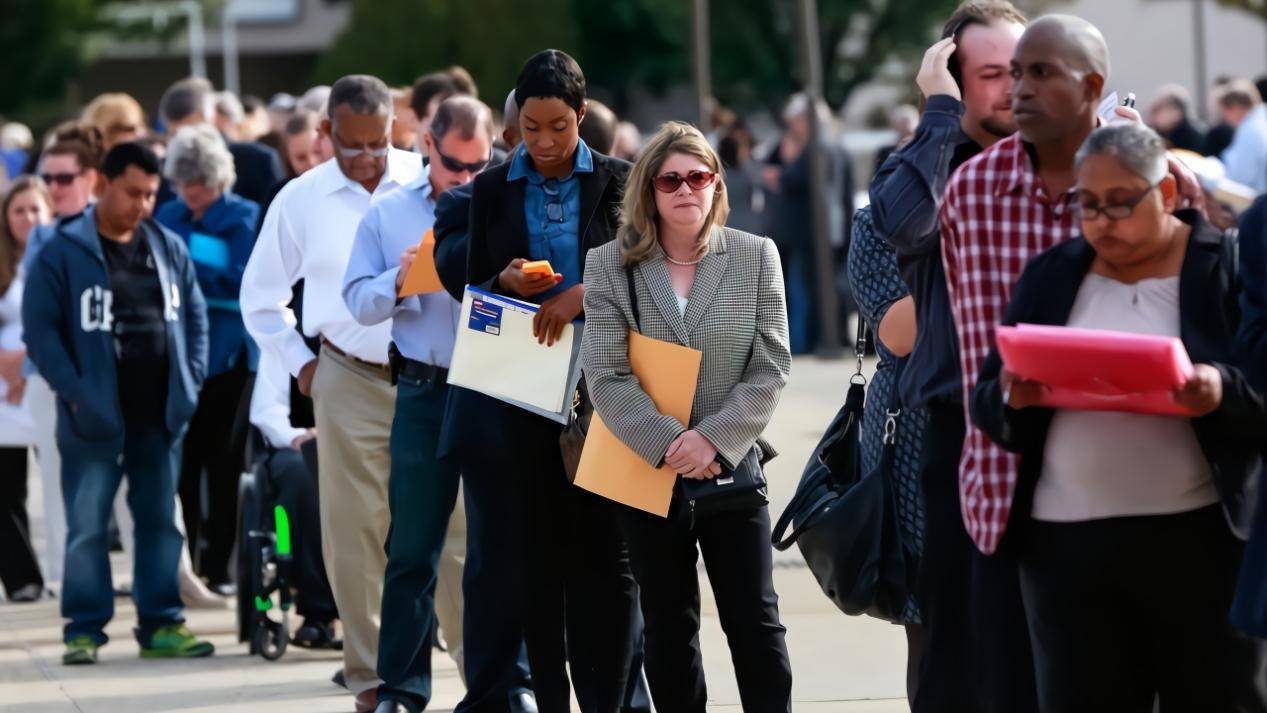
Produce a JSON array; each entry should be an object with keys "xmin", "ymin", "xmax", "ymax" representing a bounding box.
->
[
  {"xmin": 240, "ymin": 149, "xmax": 423, "ymax": 374},
  {"xmin": 249, "ymin": 348, "xmax": 307, "ymax": 450},
  {"xmin": 342, "ymin": 167, "xmax": 462, "ymax": 368}
]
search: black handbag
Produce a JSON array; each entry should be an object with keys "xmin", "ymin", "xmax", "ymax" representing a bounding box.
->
[
  {"xmin": 559, "ymin": 379, "xmax": 591, "ymax": 483},
  {"xmin": 622, "ymin": 265, "xmax": 768, "ymax": 516},
  {"xmin": 769, "ymin": 323, "xmax": 911, "ymax": 623}
]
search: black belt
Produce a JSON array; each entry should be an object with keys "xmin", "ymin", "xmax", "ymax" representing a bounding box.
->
[{"xmin": 399, "ymin": 357, "xmax": 448, "ymax": 384}]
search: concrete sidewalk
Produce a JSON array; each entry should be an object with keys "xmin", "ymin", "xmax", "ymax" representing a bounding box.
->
[{"xmin": 0, "ymin": 356, "xmax": 912, "ymax": 712}]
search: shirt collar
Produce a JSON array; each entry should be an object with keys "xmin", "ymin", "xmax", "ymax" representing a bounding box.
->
[
  {"xmin": 506, "ymin": 138, "xmax": 595, "ymax": 184},
  {"xmin": 315, "ymin": 147, "xmax": 417, "ymax": 196},
  {"xmin": 995, "ymin": 134, "xmax": 1034, "ymax": 197},
  {"xmin": 403, "ymin": 163, "xmax": 435, "ymax": 202}
]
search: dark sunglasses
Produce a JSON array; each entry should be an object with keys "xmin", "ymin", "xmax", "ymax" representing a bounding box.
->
[
  {"xmin": 651, "ymin": 170, "xmax": 717, "ymax": 193},
  {"xmin": 431, "ymin": 136, "xmax": 490, "ymax": 174},
  {"xmin": 40, "ymin": 171, "xmax": 82, "ymax": 187}
]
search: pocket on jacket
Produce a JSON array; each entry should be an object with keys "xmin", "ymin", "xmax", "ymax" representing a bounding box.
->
[{"xmin": 59, "ymin": 396, "xmax": 119, "ymax": 442}]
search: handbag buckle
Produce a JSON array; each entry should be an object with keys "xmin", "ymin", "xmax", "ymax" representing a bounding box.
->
[{"xmin": 883, "ymin": 409, "xmax": 901, "ymax": 445}]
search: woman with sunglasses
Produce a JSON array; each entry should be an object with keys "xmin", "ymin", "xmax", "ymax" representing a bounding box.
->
[
  {"xmin": 972, "ymin": 123, "xmax": 1266, "ymax": 711},
  {"xmin": 581, "ymin": 121, "xmax": 793, "ymax": 712},
  {"xmin": 450, "ymin": 49, "xmax": 639, "ymax": 713}
]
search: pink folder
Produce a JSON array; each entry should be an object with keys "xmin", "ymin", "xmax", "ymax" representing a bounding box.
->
[{"xmin": 994, "ymin": 324, "xmax": 1197, "ymax": 417}]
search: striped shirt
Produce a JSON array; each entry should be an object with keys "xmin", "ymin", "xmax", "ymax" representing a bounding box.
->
[{"xmin": 938, "ymin": 133, "xmax": 1080, "ymax": 554}]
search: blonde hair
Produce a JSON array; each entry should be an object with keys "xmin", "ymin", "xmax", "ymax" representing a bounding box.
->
[
  {"xmin": 0, "ymin": 175, "xmax": 52, "ymax": 295},
  {"xmin": 81, "ymin": 93, "xmax": 146, "ymax": 146},
  {"xmin": 619, "ymin": 121, "xmax": 729, "ymax": 265}
]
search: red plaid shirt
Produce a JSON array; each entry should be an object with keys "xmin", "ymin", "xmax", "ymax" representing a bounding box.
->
[{"xmin": 938, "ymin": 134, "xmax": 1079, "ymax": 554}]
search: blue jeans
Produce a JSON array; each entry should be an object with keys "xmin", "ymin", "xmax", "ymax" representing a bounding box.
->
[{"xmin": 60, "ymin": 424, "xmax": 185, "ymax": 646}]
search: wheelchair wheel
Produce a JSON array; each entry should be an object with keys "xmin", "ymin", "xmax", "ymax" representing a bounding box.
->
[
  {"xmin": 253, "ymin": 619, "xmax": 288, "ymax": 661},
  {"xmin": 236, "ymin": 469, "xmax": 265, "ymax": 644}
]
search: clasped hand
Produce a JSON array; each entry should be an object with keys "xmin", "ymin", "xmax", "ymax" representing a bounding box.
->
[{"xmin": 665, "ymin": 430, "xmax": 722, "ymax": 479}]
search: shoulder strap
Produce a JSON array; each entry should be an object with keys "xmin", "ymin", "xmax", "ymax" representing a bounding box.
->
[{"xmin": 624, "ymin": 263, "xmax": 642, "ymax": 331}]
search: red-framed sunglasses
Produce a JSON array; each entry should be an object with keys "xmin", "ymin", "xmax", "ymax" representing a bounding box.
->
[{"xmin": 652, "ymin": 170, "xmax": 717, "ymax": 193}]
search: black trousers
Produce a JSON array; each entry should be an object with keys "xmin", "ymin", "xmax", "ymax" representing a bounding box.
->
[
  {"xmin": 264, "ymin": 446, "xmax": 337, "ymax": 623},
  {"xmin": 914, "ymin": 403, "xmax": 1036, "ymax": 713},
  {"xmin": 618, "ymin": 502, "xmax": 792, "ymax": 713},
  {"xmin": 457, "ymin": 394, "xmax": 637, "ymax": 713},
  {"xmin": 179, "ymin": 362, "xmax": 252, "ymax": 583},
  {"xmin": 1021, "ymin": 505, "xmax": 1265, "ymax": 713},
  {"xmin": 0, "ymin": 446, "xmax": 43, "ymax": 596}
]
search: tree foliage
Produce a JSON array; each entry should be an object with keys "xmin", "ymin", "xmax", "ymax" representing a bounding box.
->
[
  {"xmin": 0, "ymin": 0, "xmax": 100, "ymax": 121},
  {"xmin": 1215, "ymin": 0, "xmax": 1267, "ymax": 21}
]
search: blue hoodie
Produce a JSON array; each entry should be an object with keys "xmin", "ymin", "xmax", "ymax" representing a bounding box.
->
[{"xmin": 21, "ymin": 206, "xmax": 209, "ymax": 450}]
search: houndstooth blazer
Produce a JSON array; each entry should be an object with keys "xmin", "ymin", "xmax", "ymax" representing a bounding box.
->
[{"xmin": 581, "ymin": 226, "xmax": 791, "ymax": 470}]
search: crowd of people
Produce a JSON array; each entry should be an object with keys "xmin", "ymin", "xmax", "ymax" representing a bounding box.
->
[{"xmin": 0, "ymin": 1, "xmax": 1264, "ymax": 712}]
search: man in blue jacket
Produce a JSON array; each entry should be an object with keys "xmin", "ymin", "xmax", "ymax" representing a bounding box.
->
[{"xmin": 22, "ymin": 142, "xmax": 213, "ymax": 665}]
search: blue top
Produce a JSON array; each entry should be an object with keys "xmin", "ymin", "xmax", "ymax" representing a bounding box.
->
[
  {"xmin": 847, "ymin": 206, "xmax": 928, "ymax": 625},
  {"xmin": 1222, "ymin": 104, "xmax": 1267, "ymax": 194},
  {"xmin": 342, "ymin": 166, "xmax": 461, "ymax": 368},
  {"xmin": 155, "ymin": 191, "xmax": 259, "ymax": 377},
  {"xmin": 868, "ymin": 94, "xmax": 977, "ymax": 408},
  {"xmin": 22, "ymin": 206, "xmax": 208, "ymax": 450},
  {"xmin": 506, "ymin": 138, "xmax": 594, "ymax": 299}
]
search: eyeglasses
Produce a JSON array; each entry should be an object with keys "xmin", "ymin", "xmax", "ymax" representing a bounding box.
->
[
  {"xmin": 1074, "ymin": 181, "xmax": 1161, "ymax": 221},
  {"xmin": 651, "ymin": 170, "xmax": 717, "ymax": 193},
  {"xmin": 331, "ymin": 133, "xmax": 389, "ymax": 159},
  {"xmin": 40, "ymin": 171, "xmax": 82, "ymax": 187},
  {"xmin": 430, "ymin": 136, "xmax": 490, "ymax": 174}
]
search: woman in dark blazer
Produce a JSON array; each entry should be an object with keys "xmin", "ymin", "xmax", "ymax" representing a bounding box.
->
[
  {"xmin": 447, "ymin": 50, "xmax": 638, "ymax": 713},
  {"xmin": 972, "ymin": 124, "xmax": 1266, "ymax": 712},
  {"xmin": 581, "ymin": 121, "xmax": 793, "ymax": 713}
]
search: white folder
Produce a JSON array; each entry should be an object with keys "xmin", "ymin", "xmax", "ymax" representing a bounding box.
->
[{"xmin": 446, "ymin": 286, "xmax": 583, "ymax": 424}]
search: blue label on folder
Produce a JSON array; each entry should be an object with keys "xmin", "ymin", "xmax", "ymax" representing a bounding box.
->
[{"xmin": 468, "ymin": 298, "xmax": 503, "ymax": 335}]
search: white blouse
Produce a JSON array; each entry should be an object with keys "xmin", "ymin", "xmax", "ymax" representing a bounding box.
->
[
  {"xmin": 0, "ymin": 270, "xmax": 36, "ymax": 447},
  {"xmin": 1033, "ymin": 273, "xmax": 1219, "ymax": 522}
]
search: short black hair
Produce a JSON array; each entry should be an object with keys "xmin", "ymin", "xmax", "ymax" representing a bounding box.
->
[
  {"xmin": 410, "ymin": 72, "xmax": 458, "ymax": 120},
  {"xmin": 514, "ymin": 50, "xmax": 586, "ymax": 114},
  {"xmin": 101, "ymin": 141, "xmax": 162, "ymax": 180},
  {"xmin": 327, "ymin": 75, "xmax": 392, "ymax": 119}
]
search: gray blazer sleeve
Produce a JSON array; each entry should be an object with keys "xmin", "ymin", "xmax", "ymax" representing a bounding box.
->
[
  {"xmin": 581, "ymin": 249, "xmax": 690, "ymax": 467},
  {"xmin": 693, "ymin": 239, "xmax": 791, "ymax": 468}
]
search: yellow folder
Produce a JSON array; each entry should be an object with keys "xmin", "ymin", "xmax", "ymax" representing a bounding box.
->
[
  {"xmin": 574, "ymin": 331, "xmax": 702, "ymax": 517},
  {"xmin": 397, "ymin": 228, "xmax": 444, "ymax": 298}
]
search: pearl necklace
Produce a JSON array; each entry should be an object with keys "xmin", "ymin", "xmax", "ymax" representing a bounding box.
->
[{"xmin": 664, "ymin": 253, "xmax": 704, "ymax": 266}]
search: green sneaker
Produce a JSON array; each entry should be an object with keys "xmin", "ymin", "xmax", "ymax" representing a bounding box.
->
[
  {"xmin": 63, "ymin": 636, "xmax": 98, "ymax": 665},
  {"xmin": 139, "ymin": 624, "xmax": 215, "ymax": 659}
]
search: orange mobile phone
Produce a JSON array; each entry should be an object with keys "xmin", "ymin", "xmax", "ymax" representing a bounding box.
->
[{"xmin": 522, "ymin": 260, "xmax": 555, "ymax": 277}]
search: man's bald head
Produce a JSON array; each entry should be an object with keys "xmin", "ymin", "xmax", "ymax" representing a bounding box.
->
[
  {"xmin": 1021, "ymin": 15, "xmax": 1109, "ymax": 81},
  {"xmin": 1011, "ymin": 14, "xmax": 1110, "ymax": 146},
  {"xmin": 502, "ymin": 89, "xmax": 521, "ymax": 147}
]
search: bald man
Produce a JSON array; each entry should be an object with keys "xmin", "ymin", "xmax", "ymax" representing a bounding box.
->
[
  {"xmin": 935, "ymin": 14, "xmax": 1112, "ymax": 712},
  {"xmin": 502, "ymin": 89, "xmax": 521, "ymax": 149}
]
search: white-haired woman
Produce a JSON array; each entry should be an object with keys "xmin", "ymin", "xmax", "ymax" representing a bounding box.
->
[
  {"xmin": 972, "ymin": 123, "xmax": 1266, "ymax": 711},
  {"xmin": 581, "ymin": 121, "xmax": 793, "ymax": 712},
  {"xmin": 155, "ymin": 123, "xmax": 260, "ymax": 591}
]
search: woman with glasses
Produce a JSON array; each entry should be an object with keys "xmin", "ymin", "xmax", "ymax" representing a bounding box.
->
[
  {"xmin": 972, "ymin": 123, "xmax": 1266, "ymax": 710},
  {"xmin": 155, "ymin": 124, "xmax": 260, "ymax": 592},
  {"xmin": 581, "ymin": 121, "xmax": 793, "ymax": 712},
  {"xmin": 449, "ymin": 49, "xmax": 639, "ymax": 713}
]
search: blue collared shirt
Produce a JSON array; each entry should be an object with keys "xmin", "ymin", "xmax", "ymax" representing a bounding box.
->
[
  {"xmin": 506, "ymin": 139, "xmax": 594, "ymax": 300},
  {"xmin": 342, "ymin": 166, "xmax": 461, "ymax": 368}
]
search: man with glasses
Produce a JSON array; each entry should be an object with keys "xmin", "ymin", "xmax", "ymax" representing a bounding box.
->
[
  {"xmin": 341, "ymin": 96, "xmax": 499, "ymax": 713},
  {"xmin": 240, "ymin": 74, "xmax": 422, "ymax": 713}
]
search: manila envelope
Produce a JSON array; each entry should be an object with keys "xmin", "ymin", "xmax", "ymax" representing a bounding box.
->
[
  {"xmin": 574, "ymin": 331, "xmax": 702, "ymax": 517},
  {"xmin": 397, "ymin": 228, "xmax": 444, "ymax": 298}
]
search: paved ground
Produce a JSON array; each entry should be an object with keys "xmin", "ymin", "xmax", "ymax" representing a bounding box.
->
[{"xmin": 0, "ymin": 356, "xmax": 912, "ymax": 712}]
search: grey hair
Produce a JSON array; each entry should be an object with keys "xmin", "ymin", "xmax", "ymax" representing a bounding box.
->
[
  {"xmin": 215, "ymin": 91, "xmax": 244, "ymax": 124},
  {"xmin": 327, "ymin": 75, "xmax": 392, "ymax": 120},
  {"xmin": 298, "ymin": 85, "xmax": 330, "ymax": 115},
  {"xmin": 1075, "ymin": 123, "xmax": 1168, "ymax": 185},
  {"xmin": 429, "ymin": 96, "xmax": 494, "ymax": 143},
  {"xmin": 160, "ymin": 77, "xmax": 215, "ymax": 124},
  {"xmin": 164, "ymin": 124, "xmax": 236, "ymax": 191}
]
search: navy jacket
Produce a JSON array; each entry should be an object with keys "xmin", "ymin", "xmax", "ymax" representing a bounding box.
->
[
  {"xmin": 156, "ymin": 191, "xmax": 260, "ymax": 377},
  {"xmin": 228, "ymin": 140, "xmax": 285, "ymax": 209},
  {"xmin": 22, "ymin": 207, "xmax": 209, "ymax": 450},
  {"xmin": 971, "ymin": 214, "xmax": 1265, "ymax": 541},
  {"xmin": 868, "ymin": 95, "xmax": 979, "ymax": 408},
  {"xmin": 1237, "ymin": 196, "xmax": 1267, "ymax": 392}
]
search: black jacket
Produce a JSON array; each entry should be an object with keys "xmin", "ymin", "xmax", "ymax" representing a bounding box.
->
[
  {"xmin": 228, "ymin": 140, "xmax": 285, "ymax": 209},
  {"xmin": 971, "ymin": 212, "xmax": 1265, "ymax": 540}
]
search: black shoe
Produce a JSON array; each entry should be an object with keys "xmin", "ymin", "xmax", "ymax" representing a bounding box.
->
[
  {"xmin": 208, "ymin": 581, "xmax": 237, "ymax": 597},
  {"xmin": 112, "ymin": 583, "xmax": 132, "ymax": 598},
  {"xmin": 9, "ymin": 584, "xmax": 45, "ymax": 603},
  {"xmin": 373, "ymin": 701, "xmax": 418, "ymax": 713},
  {"xmin": 292, "ymin": 620, "xmax": 342, "ymax": 650},
  {"xmin": 332, "ymin": 668, "xmax": 347, "ymax": 689},
  {"xmin": 509, "ymin": 692, "xmax": 539, "ymax": 713}
]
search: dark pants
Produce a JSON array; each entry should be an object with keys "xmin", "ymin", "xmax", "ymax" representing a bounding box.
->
[
  {"xmin": 378, "ymin": 376, "xmax": 460, "ymax": 710},
  {"xmin": 619, "ymin": 502, "xmax": 792, "ymax": 713},
  {"xmin": 179, "ymin": 362, "xmax": 251, "ymax": 583},
  {"xmin": 0, "ymin": 446, "xmax": 43, "ymax": 596},
  {"xmin": 455, "ymin": 391, "xmax": 637, "ymax": 713},
  {"xmin": 61, "ymin": 423, "xmax": 184, "ymax": 645},
  {"xmin": 263, "ymin": 446, "xmax": 337, "ymax": 623},
  {"xmin": 1020, "ymin": 505, "xmax": 1265, "ymax": 713}
]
